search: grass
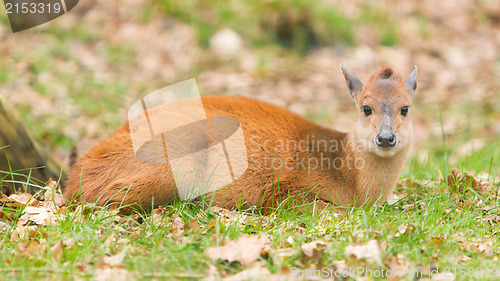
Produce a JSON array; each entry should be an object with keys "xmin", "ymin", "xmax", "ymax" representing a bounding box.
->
[{"xmin": 0, "ymin": 142, "xmax": 499, "ymax": 280}]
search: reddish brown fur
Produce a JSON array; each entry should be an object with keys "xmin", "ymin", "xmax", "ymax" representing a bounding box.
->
[{"xmin": 64, "ymin": 67, "xmax": 415, "ymax": 213}]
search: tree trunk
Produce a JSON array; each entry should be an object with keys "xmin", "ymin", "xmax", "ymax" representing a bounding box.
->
[{"xmin": 0, "ymin": 95, "xmax": 67, "ymax": 194}]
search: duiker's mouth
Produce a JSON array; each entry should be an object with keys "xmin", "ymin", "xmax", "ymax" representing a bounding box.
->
[{"xmin": 371, "ymin": 140, "xmax": 401, "ymax": 157}]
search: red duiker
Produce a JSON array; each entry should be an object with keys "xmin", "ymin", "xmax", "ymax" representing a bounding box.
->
[{"xmin": 64, "ymin": 66, "xmax": 417, "ymax": 214}]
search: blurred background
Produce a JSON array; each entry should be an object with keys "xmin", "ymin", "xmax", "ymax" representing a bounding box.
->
[{"xmin": 0, "ymin": 0, "xmax": 499, "ymax": 182}]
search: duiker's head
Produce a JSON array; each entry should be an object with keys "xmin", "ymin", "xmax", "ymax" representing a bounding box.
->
[{"xmin": 341, "ymin": 65, "xmax": 417, "ymax": 157}]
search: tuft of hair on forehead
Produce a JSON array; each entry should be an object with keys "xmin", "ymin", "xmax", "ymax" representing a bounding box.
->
[
  {"xmin": 363, "ymin": 67, "xmax": 405, "ymax": 94},
  {"xmin": 377, "ymin": 67, "xmax": 400, "ymax": 80}
]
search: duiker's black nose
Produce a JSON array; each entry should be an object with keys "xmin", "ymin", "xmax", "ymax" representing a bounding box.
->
[{"xmin": 376, "ymin": 132, "xmax": 397, "ymax": 148}]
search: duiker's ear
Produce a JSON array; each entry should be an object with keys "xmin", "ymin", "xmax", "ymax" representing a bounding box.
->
[
  {"xmin": 405, "ymin": 66, "xmax": 417, "ymax": 95},
  {"xmin": 340, "ymin": 65, "xmax": 363, "ymax": 99}
]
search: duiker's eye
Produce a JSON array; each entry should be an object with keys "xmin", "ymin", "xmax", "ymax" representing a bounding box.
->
[
  {"xmin": 400, "ymin": 106, "xmax": 409, "ymax": 116},
  {"xmin": 362, "ymin": 106, "xmax": 372, "ymax": 116}
]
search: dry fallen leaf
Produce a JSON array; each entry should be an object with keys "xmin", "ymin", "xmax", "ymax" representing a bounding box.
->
[
  {"xmin": 103, "ymin": 246, "xmax": 128, "ymax": 267},
  {"xmin": 223, "ymin": 264, "xmax": 272, "ymax": 281},
  {"xmin": 459, "ymin": 240, "xmax": 493, "ymax": 256},
  {"xmin": 9, "ymin": 193, "xmax": 37, "ymax": 205},
  {"xmin": 0, "ymin": 220, "xmax": 8, "ymax": 231},
  {"xmin": 397, "ymin": 178, "xmax": 422, "ymax": 189},
  {"xmin": 205, "ymin": 234, "xmax": 270, "ymax": 266},
  {"xmin": 42, "ymin": 190, "xmax": 66, "ymax": 207},
  {"xmin": 104, "ymin": 233, "xmax": 116, "ymax": 248},
  {"xmin": 18, "ymin": 206, "xmax": 58, "ymax": 226},
  {"xmin": 16, "ymin": 240, "xmax": 46, "ymax": 257},
  {"xmin": 395, "ymin": 222, "xmax": 416, "ymax": 237},
  {"xmin": 1, "ymin": 192, "xmax": 21, "ymax": 221},
  {"xmin": 63, "ymin": 237, "xmax": 76, "ymax": 248},
  {"xmin": 210, "ymin": 206, "xmax": 250, "ymax": 227},
  {"xmin": 168, "ymin": 214, "xmax": 185, "ymax": 237},
  {"xmin": 344, "ymin": 240, "xmax": 381, "ymax": 264},
  {"xmin": 269, "ymin": 248, "xmax": 298, "ymax": 265},
  {"xmin": 45, "ymin": 178, "xmax": 58, "ymax": 189},
  {"xmin": 300, "ymin": 240, "xmax": 327, "ymax": 258},
  {"xmin": 185, "ymin": 218, "xmax": 201, "ymax": 232},
  {"xmin": 94, "ymin": 266, "xmax": 130, "ymax": 281},
  {"xmin": 150, "ymin": 206, "xmax": 170, "ymax": 226},
  {"xmin": 10, "ymin": 225, "xmax": 36, "ymax": 241},
  {"xmin": 383, "ymin": 253, "xmax": 410, "ymax": 275},
  {"xmin": 50, "ymin": 241, "xmax": 64, "ymax": 261},
  {"xmin": 458, "ymin": 254, "xmax": 471, "ymax": 262}
]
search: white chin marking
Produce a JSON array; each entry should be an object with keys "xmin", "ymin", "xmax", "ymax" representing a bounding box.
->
[{"xmin": 374, "ymin": 147, "xmax": 397, "ymax": 157}]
